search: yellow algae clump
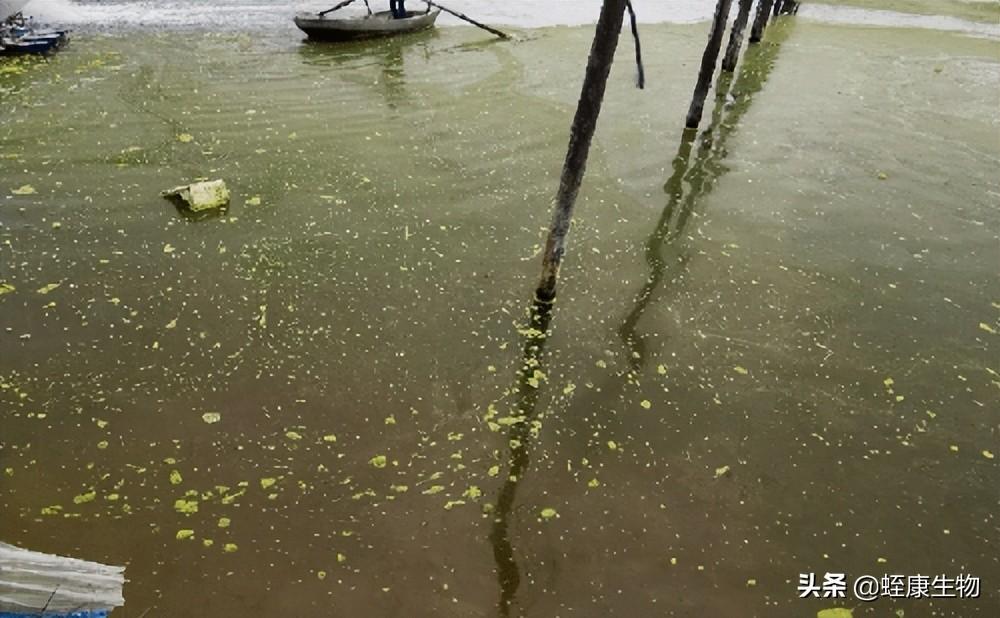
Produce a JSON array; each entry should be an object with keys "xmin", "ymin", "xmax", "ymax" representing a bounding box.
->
[
  {"xmin": 202, "ymin": 412, "xmax": 222, "ymax": 424},
  {"xmin": 369, "ymin": 455, "xmax": 387, "ymax": 469},
  {"xmin": 169, "ymin": 470, "xmax": 183, "ymax": 485},
  {"xmin": 174, "ymin": 499, "xmax": 198, "ymax": 515},
  {"xmin": 260, "ymin": 477, "xmax": 277, "ymax": 490},
  {"xmin": 11, "ymin": 185, "xmax": 36, "ymax": 195},
  {"xmin": 223, "ymin": 543, "xmax": 238, "ymax": 553},
  {"xmin": 818, "ymin": 610, "xmax": 853, "ymax": 618},
  {"xmin": 73, "ymin": 491, "xmax": 96, "ymax": 505},
  {"xmin": 176, "ymin": 529, "xmax": 195, "ymax": 541},
  {"xmin": 540, "ymin": 508, "xmax": 558, "ymax": 520}
]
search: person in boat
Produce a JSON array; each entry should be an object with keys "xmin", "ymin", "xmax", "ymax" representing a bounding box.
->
[{"xmin": 389, "ymin": 0, "xmax": 407, "ymax": 19}]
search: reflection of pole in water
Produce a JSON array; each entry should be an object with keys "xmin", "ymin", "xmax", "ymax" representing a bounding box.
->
[
  {"xmin": 488, "ymin": 301, "xmax": 553, "ymax": 618},
  {"xmin": 619, "ymin": 27, "xmax": 790, "ymax": 371}
]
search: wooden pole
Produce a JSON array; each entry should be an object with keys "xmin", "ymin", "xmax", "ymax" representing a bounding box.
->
[
  {"xmin": 773, "ymin": 0, "xmax": 784, "ymax": 16},
  {"xmin": 625, "ymin": 1, "xmax": 645, "ymax": 89},
  {"xmin": 684, "ymin": 0, "xmax": 733, "ymax": 129},
  {"xmin": 535, "ymin": 0, "xmax": 629, "ymax": 304},
  {"xmin": 721, "ymin": 0, "xmax": 754, "ymax": 72},
  {"xmin": 750, "ymin": 0, "xmax": 775, "ymax": 43},
  {"xmin": 422, "ymin": 0, "xmax": 510, "ymax": 39},
  {"xmin": 779, "ymin": 0, "xmax": 800, "ymax": 14}
]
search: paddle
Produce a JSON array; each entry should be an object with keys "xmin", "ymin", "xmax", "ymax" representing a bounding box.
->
[
  {"xmin": 422, "ymin": 0, "xmax": 510, "ymax": 39},
  {"xmin": 319, "ymin": 0, "xmax": 357, "ymax": 17},
  {"xmin": 319, "ymin": 0, "xmax": 371, "ymax": 17}
]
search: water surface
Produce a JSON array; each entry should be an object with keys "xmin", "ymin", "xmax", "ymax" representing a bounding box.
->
[{"xmin": 1, "ymin": 8, "xmax": 998, "ymax": 618}]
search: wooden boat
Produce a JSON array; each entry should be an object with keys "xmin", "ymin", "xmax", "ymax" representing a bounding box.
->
[
  {"xmin": 1, "ymin": 12, "xmax": 69, "ymax": 55},
  {"xmin": 0, "ymin": 29, "xmax": 69, "ymax": 55},
  {"xmin": 294, "ymin": 9, "xmax": 441, "ymax": 41}
]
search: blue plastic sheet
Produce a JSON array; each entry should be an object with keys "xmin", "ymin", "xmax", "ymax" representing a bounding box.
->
[{"xmin": 0, "ymin": 610, "xmax": 109, "ymax": 618}]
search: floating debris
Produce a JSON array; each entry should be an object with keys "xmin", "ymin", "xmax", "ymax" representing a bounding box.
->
[
  {"xmin": 160, "ymin": 179, "xmax": 231, "ymax": 212},
  {"xmin": 0, "ymin": 542, "xmax": 125, "ymax": 616}
]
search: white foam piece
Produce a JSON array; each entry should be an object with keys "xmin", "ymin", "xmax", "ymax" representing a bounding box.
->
[{"xmin": 0, "ymin": 542, "xmax": 125, "ymax": 614}]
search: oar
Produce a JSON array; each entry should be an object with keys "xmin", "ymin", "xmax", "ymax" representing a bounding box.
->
[
  {"xmin": 319, "ymin": 0, "xmax": 357, "ymax": 17},
  {"xmin": 422, "ymin": 0, "xmax": 510, "ymax": 40}
]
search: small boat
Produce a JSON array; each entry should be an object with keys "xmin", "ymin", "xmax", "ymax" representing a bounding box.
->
[
  {"xmin": 0, "ymin": 12, "xmax": 69, "ymax": 55},
  {"xmin": 0, "ymin": 30, "xmax": 69, "ymax": 54},
  {"xmin": 294, "ymin": 9, "xmax": 441, "ymax": 41}
]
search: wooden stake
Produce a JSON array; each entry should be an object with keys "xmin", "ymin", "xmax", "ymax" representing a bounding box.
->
[
  {"xmin": 684, "ymin": 0, "xmax": 733, "ymax": 129},
  {"xmin": 750, "ymin": 0, "xmax": 775, "ymax": 43},
  {"xmin": 721, "ymin": 0, "xmax": 754, "ymax": 73},
  {"xmin": 779, "ymin": 0, "xmax": 801, "ymax": 14},
  {"xmin": 625, "ymin": 1, "xmax": 645, "ymax": 89},
  {"xmin": 535, "ymin": 0, "xmax": 629, "ymax": 304}
]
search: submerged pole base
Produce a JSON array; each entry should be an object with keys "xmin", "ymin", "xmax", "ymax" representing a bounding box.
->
[{"xmin": 534, "ymin": 287, "xmax": 556, "ymax": 306}]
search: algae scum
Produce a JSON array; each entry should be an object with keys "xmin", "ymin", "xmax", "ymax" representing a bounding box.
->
[{"xmin": 1, "ymin": 13, "xmax": 999, "ymax": 618}]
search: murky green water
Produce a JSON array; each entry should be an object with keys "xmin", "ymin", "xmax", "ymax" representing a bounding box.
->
[
  {"xmin": 816, "ymin": 0, "xmax": 1000, "ymax": 23},
  {"xmin": 2, "ymin": 16, "xmax": 998, "ymax": 617}
]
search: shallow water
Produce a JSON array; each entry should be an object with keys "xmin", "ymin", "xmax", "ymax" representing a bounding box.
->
[
  {"xmin": 1, "ymin": 9, "xmax": 999, "ymax": 618},
  {"xmin": 20, "ymin": 0, "xmax": 1000, "ymax": 33}
]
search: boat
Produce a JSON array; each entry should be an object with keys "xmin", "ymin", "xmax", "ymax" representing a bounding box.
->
[
  {"xmin": 294, "ymin": 9, "xmax": 441, "ymax": 41},
  {"xmin": 0, "ymin": 12, "xmax": 69, "ymax": 55}
]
